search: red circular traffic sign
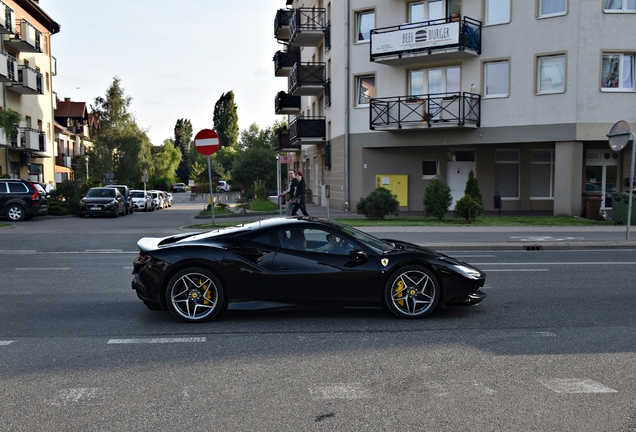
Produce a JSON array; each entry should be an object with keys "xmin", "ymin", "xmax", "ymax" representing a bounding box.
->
[{"xmin": 194, "ymin": 129, "xmax": 220, "ymax": 155}]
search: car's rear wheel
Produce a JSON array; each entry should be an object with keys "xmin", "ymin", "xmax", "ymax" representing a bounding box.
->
[
  {"xmin": 165, "ymin": 268, "xmax": 225, "ymax": 323},
  {"xmin": 384, "ymin": 265, "xmax": 440, "ymax": 319},
  {"xmin": 6, "ymin": 204, "xmax": 25, "ymax": 221}
]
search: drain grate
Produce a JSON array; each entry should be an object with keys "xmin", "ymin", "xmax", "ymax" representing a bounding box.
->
[{"xmin": 524, "ymin": 245, "xmax": 543, "ymax": 251}]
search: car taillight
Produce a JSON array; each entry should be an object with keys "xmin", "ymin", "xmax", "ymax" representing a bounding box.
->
[
  {"xmin": 27, "ymin": 181, "xmax": 39, "ymax": 200},
  {"xmin": 138, "ymin": 251, "xmax": 152, "ymax": 263}
]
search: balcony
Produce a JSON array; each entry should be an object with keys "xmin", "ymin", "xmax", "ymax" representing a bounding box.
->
[
  {"xmin": 369, "ymin": 92, "xmax": 481, "ymax": 131},
  {"xmin": 275, "ymin": 131, "xmax": 300, "ymax": 152},
  {"xmin": 289, "ymin": 8, "xmax": 328, "ymax": 48},
  {"xmin": 274, "ymin": 9, "xmax": 293, "ymax": 42},
  {"xmin": 0, "ymin": 50, "xmax": 17, "ymax": 82},
  {"xmin": 9, "ymin": 65, "xmax": 43, "ymax": 94},
  {"xmin": 274, "ymin": 49, "xmax": 300, "ymax": 77},
  {"xmin": 20, "ymin": 127, "xmax": 41, "ymax": 151},
  {"xmin": 275, "ymin": 91, "xmax": 301, "ymax": 115},
  {"xmin": 4, "ymin": 19, "xmax": 41, "ymax": 53},
  {"xmin": 289, "ymin": 62, "xmax": 326, "ymax": 96},
  {"xmin": 0, "ymin": 2, "xmax": 15, "ymax": 34},
  {"xmin": 289, "ymin": 116, "xmax": 326, "ymax": 145},
  {"xmin": 370, "ymin": 16, "xmax": 481, "ymax": 65}
]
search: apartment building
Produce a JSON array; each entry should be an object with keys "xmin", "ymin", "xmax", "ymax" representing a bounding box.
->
[
  {"xmin": 53, "ymin": 98, "xmax": 96, "ymax": 183},
  {"xmin": 0, "ymin": 0, "xmax": 60, "ymax": 188},
  {"xmin": 273, "ymin": 0, "xmax": 636, "ymax": 216}
]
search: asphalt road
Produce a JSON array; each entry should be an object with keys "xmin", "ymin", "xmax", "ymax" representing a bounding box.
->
[{"xmin": 1, "ymin": 202, "xmax": 636, "ymax": 431}]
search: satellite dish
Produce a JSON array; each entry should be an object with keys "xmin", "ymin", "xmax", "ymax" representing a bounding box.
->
[
  {"xmin": 47, "ymin": 22, "xmax": 61, "ymax": 34},
  {"xmin": 607, "ymin": 120, "xmax": 631, "ymax": 152}
]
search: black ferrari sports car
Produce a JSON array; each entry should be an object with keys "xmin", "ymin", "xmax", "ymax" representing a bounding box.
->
[{"xmin": 132, "ymin": 217, "xmax": 486, "ymax": 323}]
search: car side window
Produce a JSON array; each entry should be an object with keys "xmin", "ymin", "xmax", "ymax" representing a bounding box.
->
[
  {"xmin": 278, "ymin": 228, "xmax": 355, "ymax": 255},
  {"xmin": 8, "ymin": 182, "xmax": 28, "ymax": 193},
  {"xmin": 0, "ymin": 181, "xmax": 6, "ymax": 193}
]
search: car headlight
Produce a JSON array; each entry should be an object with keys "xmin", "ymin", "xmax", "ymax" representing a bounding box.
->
[
  {"xmin": 452, "ymin": 264, "xmax": 483, "ymax": 280},
  {"xmin": 104, "ymin": 200, "xmax": 116, "ymax": 208}
]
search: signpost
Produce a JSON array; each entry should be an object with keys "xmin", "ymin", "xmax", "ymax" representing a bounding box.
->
[
  {"xmin": 607, "ymin": 121, "xmax": 635, "ymax": 240},
  {"xmin": 194, "ymin": 129, "xmax": 221, "ymax": 224}
]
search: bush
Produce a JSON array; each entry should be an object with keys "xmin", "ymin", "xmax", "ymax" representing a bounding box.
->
[
  {"xmin": 50, "ymin": 180, "xmax": 87, "ymax": 215},
  {"xmin": 46, "ymin": 199, "xmax": 69, "ymax": 216},
  {"xmin": 453, "ymin": 195, "xmax": 485, "ymax": 223},
  {"xmin": 464, "ymin": 170, "xmax": 483, "ymax": 221},
  {"xmin": 423, "ymin": 174, "xmax": 452, "ymax": 220},
  {"xmin": 253, "ymin": 179, "xmax": 268, "ymax": 201},
  {"xmin": 356, "ymin": 187, "xmax": 400, "ymax": 220}
]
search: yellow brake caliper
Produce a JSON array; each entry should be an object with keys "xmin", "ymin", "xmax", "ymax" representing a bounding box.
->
[
  {"xmin": 202, "ymin": 279, "xmax": 212, "ymax": 305},
  {"xmin": 394, "ymin": 279, "xmax": 405, "ymax": 307}
]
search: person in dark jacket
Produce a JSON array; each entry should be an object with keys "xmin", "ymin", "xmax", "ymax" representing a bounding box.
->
[
  {"xmin": 291, "ymin": 171, "xmax": 309, "ymax": 216},
  {"xmin": 279, "ymin": 170, "xmax": 297, "ymax": 216}
]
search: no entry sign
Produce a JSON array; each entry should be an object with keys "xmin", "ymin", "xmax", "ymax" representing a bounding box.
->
[{"xmin": 194, "ymin": 129, "xmax": 220, "ymax": 156}]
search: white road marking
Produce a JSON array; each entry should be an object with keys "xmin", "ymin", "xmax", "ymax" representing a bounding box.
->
[
  {"xmin": 0, "ymin": 250, "xmax": 36, "ymax": 254},
  {"xmin": 85, "ymin": 249, "xmax": 123, "ymax": 252},
  {"xmin": 481, "ymin": 269, "xmax": 548, "ymax": 272},
  {"xmin": 310, "ymin": 383, "xmax": 370, "ymax": 400},
  {"xmin": 539, "ymin": 378, "xmax": 617, "ymax": 394},
  {"xmin": 15, "ymin": 268, "xmax": 70, "ymax": 271},
  {"xmin": 50, "ymin": 388, "xmax": 106, "ymax": 406},
  {"xmin": 107, "ymin": 337, "xmax": 206, "ymax": 344},
  {"xmin": 510, "ymin": 236, "xmax": 585, "ymax": 242},
  {"xmin": 0, "ymin": 341, "xmax": 15, "ymax": 346}
]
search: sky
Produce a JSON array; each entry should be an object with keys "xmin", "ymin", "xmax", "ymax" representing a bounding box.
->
[{"xmin": 40, "ymin": 0, "xmax": 284, "ymax": 145}]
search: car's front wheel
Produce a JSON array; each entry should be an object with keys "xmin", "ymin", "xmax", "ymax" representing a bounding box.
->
[
  {"xmin": 6, "ymin": 204, "xmax": 26, "ymax": 221},
  {"xmin": 165, "ymin": 268, "xmax": 225, "ymax": 323},
  {"xmin": 384, "ymin": 265, "xmax": 440, "ymax": 319}
]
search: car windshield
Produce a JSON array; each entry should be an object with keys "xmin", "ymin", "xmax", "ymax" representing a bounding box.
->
[
  {"xmin": 329, "ymin": 222, "xmax": 395, "ymax": 254},
  {"xmin": 87, "ymin": 189, "xmax": 115, "ymax": 198},
  {"xmin": 131, "ymin": 191, "xmax": 145, "ymax": 198}
]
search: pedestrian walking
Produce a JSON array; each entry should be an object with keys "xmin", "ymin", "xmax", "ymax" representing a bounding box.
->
[
  {"xmin": 291, "ymin": 171, "xmax": 309, "ymax": 216},
  {"xmin": 279, "ymin": 170, "xmax": 298, "ymax": 216}
]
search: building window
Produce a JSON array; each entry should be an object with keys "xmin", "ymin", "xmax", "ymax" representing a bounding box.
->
[
  {"xmin": 356, "ymin": 75, "xmax": 375, "ymax": 106},
  {"xmin": 530, "ymin": 150, "xmax": 555, "ymax": 198},
  {"xmin": 485, "ymin": 0, "xmax": 511, "ymax": 25},
  {"xmin": 484, "ymin": 60, "xmax": 509, "ymax": 97},
  {"xmin": 601, "ymin": 53, "xmax": 635, "ymax": 90},
  {"xmin": 355, "ymin": 10, "xmax": 375, "ymax": 42},
  {"xmin": 421, "ymin": 160, "xmax": 439, "ymax": 179},
  {"xmin": 495, "ymin": 149, "xmax": 519, "ymax": 198},
  {"xmin": 408, "ymin": 1, "xmax": 444, "ymax": 23},
  {"xmin": 537, "ymin": 54, "xmax": 566, "ymax": 94},
  {"xmin": 604, "ymin": 0, "xmax": 636, "ymax": 11},
  {"xmin": 539, "ymin": 0, "xmax": 567, "ymax": 17}
]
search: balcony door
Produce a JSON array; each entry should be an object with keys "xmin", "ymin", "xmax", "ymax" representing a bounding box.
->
[
  {"xmin": 409, "ymin": 66, "xmax": 460, "ymax": 119},
  {"xmin": 409, "ymin": 1, "xmax": 444, "ymax": 23}
]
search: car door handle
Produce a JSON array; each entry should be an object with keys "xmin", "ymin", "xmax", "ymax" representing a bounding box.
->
[{"xmin": 279, "ymin": 267, "xmax": 291, "ymax": 272}]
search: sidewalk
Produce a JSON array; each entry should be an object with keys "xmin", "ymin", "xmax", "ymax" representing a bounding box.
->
[{"xmin": 172, "ymin": 193, "xmax": 636, "ymax": 251}]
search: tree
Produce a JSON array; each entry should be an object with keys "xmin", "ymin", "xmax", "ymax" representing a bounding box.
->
[
  {"xmin": 174, "ymin": 119, "xmax": 193, "ymax": 183},
  {"xmin": 152, "ymin": 139, "xmax": 182, "ymax": 179},
  {"xmin": 231, "ymin": 146, "xmax": 277, "ymax": 195},
  {"xmin": 90, "ymin": 77, "xmax": 150, "ymax": 185},
  {"xmin": 462, "ymin": 170, "xmax": 484, "ymax": 222},
  {"xmin": 239, "ymin": 123, "xmax": 274, "ymax": 151},
  {"xmin": 213, "ymin": 91, "xmax": 239, "ymax": 148},
  {"xmin": 423, "ymin": 173, "xmax": 452, "ymax": 220}
]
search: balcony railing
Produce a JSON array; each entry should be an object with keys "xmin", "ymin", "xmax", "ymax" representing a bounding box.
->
[
  {"xmin": 289, "ymin": 62, "xmax": 326, "ymax": 96},
  {"xmin": 5, "ymin": 19, "xmax": 41, "ymax": 53},
  {"xmin": 289, "ymin": 8, "xmax": 329, "ymax": 49},
  {"xmin": 11, "ymin": 64, "xmax": 43, "ymax": 94},
  {"xmin": 0, "ymin": 50, "xmax": 17, "ymax": 82},
  {"xmin": 274, "ymin": 49, "xmax": 300, "ymax": 77},
  {"xmin": 1, "ymin": 3, "xmax": 14, "ymax": 34},
  {"xmin": 275, "ymin": 131, "xmax": 300, "ymax": 152},
  {"xmin": 274, "ymin": 9, "xmax": 293, "ymax": 41},
  {"xmin": 289, "ymin": 116, "xmax": 326, "ymax": 145},
  {"xmin": 275, "ymin": 91, "xmax": 301, "ymax": 115},
  {"xmin": 370, "ymin": 92, "xmax": 481, "ymax": 130},
  {"xmin": 370, "ymin": 16, "xmax": 481, "ymax": 64},
  {"xmin": 20, "ymin": 127, "xmax": 41, "ymax": 150}
]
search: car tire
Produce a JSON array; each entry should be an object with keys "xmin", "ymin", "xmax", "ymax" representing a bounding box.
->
[
  {"xmin": 6, "ymin": 204, "xmax": 26, "ymax": 221},
  {"xmin": 165, "ymin": 268, "xmax": 225, "ymax": 323},
  {"xmin": 113, "ymin": 207, "xmax": 119, "ymax": 218},
  {"xmin": 384, "ymin": 265, "xmax": 440, "ymax": 319}
]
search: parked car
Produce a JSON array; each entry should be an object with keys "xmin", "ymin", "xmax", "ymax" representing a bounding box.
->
[
  {"xmin": 216, "ymin": 180, "xmax": 231, "ymax": 192},
  {"xmin": 130, "ymin": 190, "xmax": 153, "ymax": 212},
  {"xmin": 0, "ymin": 179, "xmax": 49, "ymax": 222},
  {"xmin": 105, "ymin": 184, "xmax": 133, "ymax": 214},
  {"xmin": 132, "ymin": 217, "xmax": 487, "ymax": 323},
  {"xmin": 172, "ymin": 183, "xmax": 186, "ymax": 193},
  {"xmin": 79, "ymin": 187, "xmax": 126, "ymax": 218},
  {"xmin": 148, "ymin": 190, "xmax": 163, "ymax": 210}
]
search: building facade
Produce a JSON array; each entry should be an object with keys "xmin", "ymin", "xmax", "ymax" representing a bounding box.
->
[
  {"xmin": 53, "ymin": 98, "xmax": 96, "ymax": 183},
  {"xmin": 0, "ymin": 0, "xmax": 60, "ymax": 189},
  {"xmin": 274, "ymin": 0, "xmax": 636, "ymax": 216}
]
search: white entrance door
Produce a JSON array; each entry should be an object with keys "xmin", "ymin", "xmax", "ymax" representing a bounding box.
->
[{"xmin": 447, "ymin": 162, "xmax": 475, "ymax": 209}]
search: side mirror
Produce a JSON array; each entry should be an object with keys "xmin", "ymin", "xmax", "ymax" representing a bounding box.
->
[{"xmin": 349, "ymin": 249, "xmax": 368, "ymax": 262}]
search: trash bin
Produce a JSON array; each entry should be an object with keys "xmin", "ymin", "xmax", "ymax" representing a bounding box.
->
[
  {"xmin": 612, "ymin": 192, "xmax": 636, "ymax": 225},
  {"xmin": 584, "ymin": 194, "xmax": 602, "ymax": 220}
]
